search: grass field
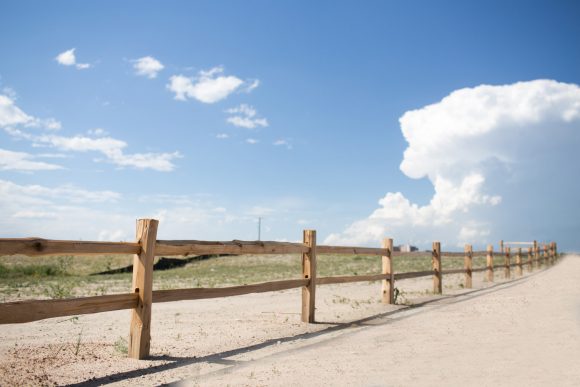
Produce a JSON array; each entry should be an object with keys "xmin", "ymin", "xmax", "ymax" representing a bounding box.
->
[{"xmin": 0, "ymin": 252, "xmax": 490, "ymax": 303}]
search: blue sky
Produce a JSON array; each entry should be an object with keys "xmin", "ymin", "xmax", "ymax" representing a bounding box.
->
[{"xmin": 1, "ymin": 1, "xmax": 579, "ymax": 250}]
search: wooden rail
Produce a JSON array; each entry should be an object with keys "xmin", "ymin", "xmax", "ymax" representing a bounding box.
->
[
  {"xmin": 0, "ymin": 238, "xmax": 140, "ymax": 256},
  {"xmin": 153, "ymin": 279, "xmax": 309, "ymax": 303},
  {"xmin": 0, "ymin": 293, "xmax": 138, "ymax": 324},
  {"xmin": 0, "ymin": 218, "xmax": 559, "ymax": 360}
]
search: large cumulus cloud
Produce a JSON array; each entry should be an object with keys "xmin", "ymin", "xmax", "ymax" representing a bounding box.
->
[{"xmin": 325, "ymin": 80, "xmax": 580, "ymax": 249}]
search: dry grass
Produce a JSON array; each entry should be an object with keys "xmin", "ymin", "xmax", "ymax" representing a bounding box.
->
[{"xmin": 0, "ymin": 252, "xmax": 489, "ymax": 302}]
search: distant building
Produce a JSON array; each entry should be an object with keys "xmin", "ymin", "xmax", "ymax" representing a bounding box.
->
[{"xmin": 398, "ymin": 244, "xmax": 418, "ymax": 252}]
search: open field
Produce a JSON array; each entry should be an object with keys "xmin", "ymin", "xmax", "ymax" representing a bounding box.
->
[
  {"xmin": 0, "ymin": 253, "xmax": 574, "ymax": 386},
  {"xmin": 0, "ymin": 252, "xmax": 488, "ymax": 302}
]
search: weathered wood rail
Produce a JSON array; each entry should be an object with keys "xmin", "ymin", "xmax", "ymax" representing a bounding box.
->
[{"xmin": 0, "ymin": 219, "xmax": 559, "ymax": 359}]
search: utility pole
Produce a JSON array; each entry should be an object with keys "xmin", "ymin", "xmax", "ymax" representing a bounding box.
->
[{"xmin": 258, "ymin": 217, "xmax": 262, "ymax": 241}]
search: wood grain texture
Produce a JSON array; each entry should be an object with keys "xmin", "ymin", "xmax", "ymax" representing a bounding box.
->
[
  {"xmin": 318, "ymin": 274, "xmax": 388, "ymax": 285},
  {"xmin": 155, "ymin": 240, "xmax": 308, "ymax": 256},
  {"xmin": 0, "ymin": 238, "xmax": 140, "ymax": 256},
  {"xmin": 0, "ymin": 293, "xmax": 138, "ymax": 324},
  {"xmin": 152, "ymin": 279, "xmax": 309, "ymax": 303},
  {"xmin": 316, "ymin": 245, "xmax": 388, "ymax": 255},
  {"xmin": 129, "ymin": 219, "xmax": 158, "ymax": 360},
  {"xmin": 382, "ymin": 238, "xmax": 394, "ymax": 304},
  {"xmin": 301, "ymin": 230, "xmax": 316, "ymax": 323}
]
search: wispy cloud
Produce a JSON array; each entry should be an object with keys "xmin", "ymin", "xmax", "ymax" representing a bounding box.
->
[
  {"xmin": 245, "ymin": 138, "xmax": 259, "ymax": 144},
  {"xmin": 216, "ymin": 133, "xmax": 229, "ymax": 139},
  {"xmin": 1, "ymin": 94, "xmax": 181, "ymax": 172},
  {"xmin": 55, "ymin": 48, "xmax": 91, "ymax": 70},
  {"xmin": 133, "ymin": 56, "xmax": 164, "ymax": 79},
  {"xmin": 0, "ymin": 148, "xmax": 63, "ymax": 171},
  {"xmin": 273, "ymin": 139, "xmax": 292, "ymax": 150},
  {"xmin": 225, "ymin": 104, "xmax": 268, "ymax": 129},
  {"xmin": 167, "ymin": 66, "xmax": 257, "ymax": 103},
  {"xmin": 0, "ymin": 179, "xmax": 120, "ymax": 204}
]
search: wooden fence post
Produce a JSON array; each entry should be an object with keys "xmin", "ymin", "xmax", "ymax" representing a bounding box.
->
[
  {"xmin": 504, "ymin": 247, "xmax": 511, "ymax": 279},
  {"xmin": 486, "ymin": 244, "xmax": 494, "ymax": 282},
  {"xmin": 542, "ymin": 244, "xmax": 547, "ymax": 265},
  {"xmin": 527, "ymin": 247, "xmax": 533, "ymax": 272},
  {"xmin": 382, "ymin": 238, "xmax": 394, "ymax": 304},
  {"xmin": 553, "ymin": 242, "xmax": 558, "ymax": 262},
  {"xmin": 533, "ymin": 240, "xmax": 539, "ymax": 268},
  {"xmin": 549, "ymin": 242, "xmax": 556, "ymax": 264},
  {"xmin": 516, "ymin": 247, "xmax": 523, "ymax": 276},
  {"xmin": 464, "ymin": 244, "xmax": 472, "ymax": 289},
  {"xmin": 500, "ymin": 240, "xmax": 504, "ymax": 254},
  {"xmin": 432, "ymin": 241, "xmax": 442, "ymax": 294},
  {"xmin": 301, "ymin": 230, "xmax": 317, "ymax": 323},
  {"xmin": 129, "ymin": 219, "xmax": 158, "ymax": 359}
]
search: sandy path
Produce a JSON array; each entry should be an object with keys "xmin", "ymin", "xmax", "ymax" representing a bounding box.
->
[
  {"xmin": 0, "ymin": 256, "xmax": 578, "ymax": 386},
  {"xmin": 184, "ymin": 256, "xmax": 580, "ymax": 386}
]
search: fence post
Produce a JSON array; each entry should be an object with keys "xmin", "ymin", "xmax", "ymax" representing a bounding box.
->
[
  {"xmin": 500, "ymin": 240, "xmax": 504, "ymax": 254},
  {"xmin": 486, "ymin": 244, "xmax": 494, "ymax": 282},
  {"xmin": 516, "ymin": 247, "xmax": 523, "ymax": 276},
  {"xmin": 549, "ymin": 242, "xmax": 555, "ymax": 264},
  {"xmin": 432, "ymin": 241, "xmax": 442, "ymax": 294},
  {"xmin": 504, "ymin": 247, "xmax": 511, "ymax": 279},
  {"xmin": 554, "ymin": 242, "xmax": 558, "ymax": 262},
  {"xmin": 464, "ymin": 244, "xmax": 472, "ymax": 289},
  {"xmin": 542, "ymin": 243, "xmax": 547, "ymax": 265},
  {"xmin": 301, "ymin": 229, "xmax": 317, "ymax": 323},
  {"xmin": 533, "ymin": 240, "xmax": 539, "ymax": 268},
  {"xmin": 382, "ymin": 238, "xmax": 394, "ymax": 304},
  {"xmin": 527, "ymin": 247, "xmax": 533, "ymax": 272},
  {"xmin": 129, "ymin": 219, "xmax": 158, "ymax": 359}
]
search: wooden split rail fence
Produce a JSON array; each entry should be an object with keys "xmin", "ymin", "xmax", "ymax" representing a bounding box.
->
[{"xmin": 0, "ymin": 219, "xmax": 559, "ymax": 359}]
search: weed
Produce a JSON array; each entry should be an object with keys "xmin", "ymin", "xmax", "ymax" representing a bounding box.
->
[
  {"xmin": 114, "ymin": 336, "xmax": 128, "ymax": 354},
  {"xmin": 72, "ymin": 328, "xmax": 84, "ymax": 356},
  {"xmin": 46, "ymin": 282, "xmax": 73, "ymax": 299}
]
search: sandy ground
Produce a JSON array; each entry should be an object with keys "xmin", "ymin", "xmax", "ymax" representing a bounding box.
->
[{"xmin": 0, "ymin": 256, "xmax": 578, "ymax": 386}]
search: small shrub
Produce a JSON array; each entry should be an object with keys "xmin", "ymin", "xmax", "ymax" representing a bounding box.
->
[{"xmin": 114, "ymin": 337, "xmax": 128, "ymax": 354}]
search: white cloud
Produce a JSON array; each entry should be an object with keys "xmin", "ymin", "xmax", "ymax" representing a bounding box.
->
[
  {"xmin": 55, "ymin": 48, "xmax": 91, "ymax": 70},
  {"xmin": 133, "ymin": 56, "xmax": 164, "ymax": 79},
  {"xmin": 0, "ymin": 94, "xmax": 34, "ymax": 127},
  {"xmin": 98, "ymin": 229, "xmax": 128, "ymax": 242},
  {"xmin": 245, "ymin": 138, "xmax": 258, "ymax": 144},
  {"xmin": 12, "ymin": 211, "xmax": 58, "ymax": 219},
  {"xmin": 216, "ymin": 133, "xmax": 229, "ymax": 139},
  {"xmin": 0, "ymin": 94, "xmax": 61, "ymax": 130},
  {"xmin": 244, "ymin": 79, "xmax": 260, "ymax": 93},
  {"xmin": 167, "ymin": 66, "xmax": 252, "ymax": 103},
  {"xmin": 0, "ymin": 148, "xmax": 63, "ymax": 171},
  {"xmin": 87, "ymin": 128, "xmax": 108, "ymax": 137},
  {"xmin": 326, "ymin": 80, "xmax": 580, "ymax": 249},
  {"xmin": 0, "ymin": 179, "xmax": 120, "ymax": 203},
  {"xmin": 1, "ymin": 94, "xmax": 181, "ymax": 172},
  {"xmin": 32, "ymin": 134, "xmax": 182, "ymax": 172},
  {"xmin": 55, "ymin": 49, "xmax": 76, "ymax": 66},
  {"xmin": 225, "ymin": 104, "xmax": 269, "ymax": 129},
  {"xmin": 273, "ymin": 139, "xmax": 292, "ymax": 149}
]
